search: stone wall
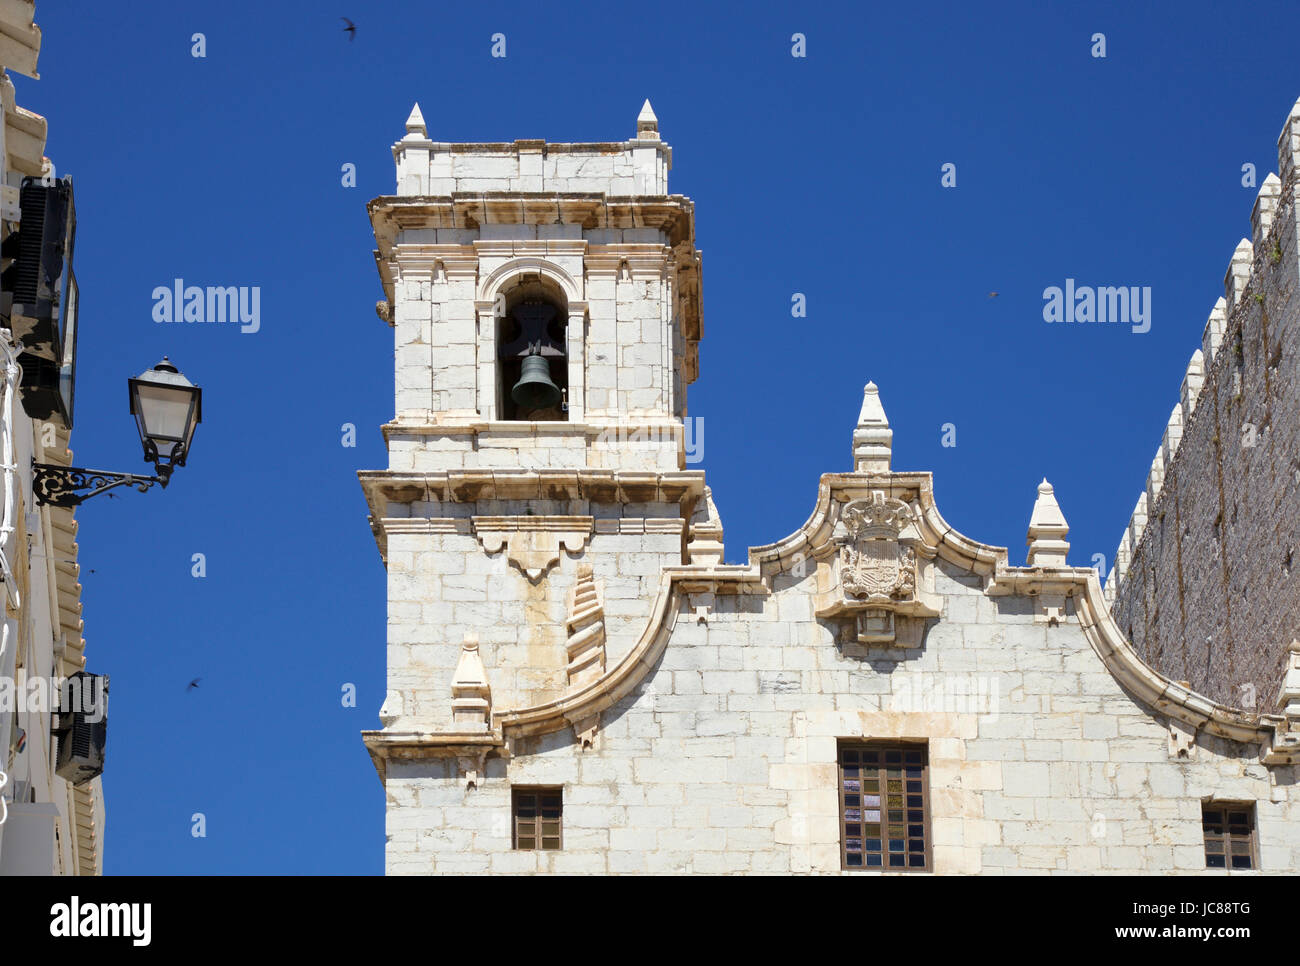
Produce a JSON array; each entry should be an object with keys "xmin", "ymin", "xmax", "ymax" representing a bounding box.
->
[
  {"xmin": 392, "ymin": 103, "xmax": 671, "ymax": 198},
  {"xmin": 1111, "ymin": 101, "xmax": 1300, "ymax": 713},
  {"xmin": 381, "ymin": 503, "xmax": 684, "ymax": 724},
  {"xmin": 385, "ymin": 554, "xmax": 1300, "ymax": 875}
]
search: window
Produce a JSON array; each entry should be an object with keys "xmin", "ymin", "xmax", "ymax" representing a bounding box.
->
[
  {"xmin": 839, "ymin": 742, "xmax": 929, "ymax": 871},
  {"xmin": 512, "ymin": 787, "xmax": 562, "ymax": 851},
  {"xmin": 1202, "ymin": 802, "xmax": 1255, "ymax": 869}
]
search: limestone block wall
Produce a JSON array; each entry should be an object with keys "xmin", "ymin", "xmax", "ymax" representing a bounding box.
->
[
  {"xmin": 384, "ymin": 234, "xmax": 685, "ymax": 472},
  {"xmin": 381, "ymin": 500, "xmax": 685, "ymax": 729},
  {"xmin": 394, "ymin": 138, "xmax": 671, "ymax": 198},
  {"xmin": 1111, "ymin": 101, "xmax": 1300, "ymax": 712},
  {"xmin": 385, "ymin": 555, "xmax": 1300, "ymax": 875}
]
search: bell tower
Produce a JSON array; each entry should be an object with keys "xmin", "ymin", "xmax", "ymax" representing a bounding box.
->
[{"xmin": 360, "ymin": 103, "xmax": 715, "ymax": 786}]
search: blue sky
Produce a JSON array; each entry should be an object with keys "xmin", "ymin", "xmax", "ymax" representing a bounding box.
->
[{"xmin": 17, "ymin": 0, "xmax": 1300, "ymax": 873}]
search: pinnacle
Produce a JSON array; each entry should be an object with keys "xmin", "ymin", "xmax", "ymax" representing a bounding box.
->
[
  {"xmin": 636, "ymin": 99, "xmax": 659, "ymax": 139},
  {"xmin": 405, "ymin": 102, "xmax": 427, "ymax": 137},
  {"xmin": 857, "ymin": 381, "xmax": 888, "ymax": 427}
]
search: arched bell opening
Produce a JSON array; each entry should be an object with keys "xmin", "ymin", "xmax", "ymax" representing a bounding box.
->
[{"xmin": 496, "ymin": 275, "xmax": 568, "ymax": 421}]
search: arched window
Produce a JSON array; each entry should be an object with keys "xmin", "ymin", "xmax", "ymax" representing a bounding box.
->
[{"xmin": 496, "ymin": 276, "xmax": 568, "ymax": 421}]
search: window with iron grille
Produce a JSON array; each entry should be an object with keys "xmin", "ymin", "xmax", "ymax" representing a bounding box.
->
[
  {"xmin": 839, "ymin": 743, "xmax": 930, "ymax": 871},
  {"xmin": 1202, "ymin": 802, "xmax": 1255, "ymax": 870},
  {"xmin": 512, "ymin": 787, "xmax": 562, "ymax": 851}
]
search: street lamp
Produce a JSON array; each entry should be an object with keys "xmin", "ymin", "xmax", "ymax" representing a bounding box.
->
[{"xmin": 32, "ymin": 357, "xmax": 202, "ymax": 507}]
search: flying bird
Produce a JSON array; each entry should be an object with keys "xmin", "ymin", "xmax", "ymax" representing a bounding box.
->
[
  {"xmin": 341, "ymin": 17, "xmax": 356, "ymax": 41},
  {"xmin": 987, "ymin": 292, "xmax": 999, "ymax": 298},
  {"xmin": 187, "ymin": 678, "xmax": 201, "ymax": 691}
]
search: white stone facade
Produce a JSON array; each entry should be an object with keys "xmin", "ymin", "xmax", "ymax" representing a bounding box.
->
[
  {"xmin": 0, "ymin": 0, "xmax": 104, "ymax": 876},
  {"xmin": 362, "ymin": 104, "xmax": 1300, "ymax": 875}
]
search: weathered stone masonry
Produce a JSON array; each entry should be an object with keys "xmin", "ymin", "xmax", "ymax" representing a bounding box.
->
[
  {"xmin": 361, "ymin": 102, "xmax": 1300, "ymax": 874},
  {"xmin": 1111, "ymin": 99, "xmax": 1300, "ymax": 714}
]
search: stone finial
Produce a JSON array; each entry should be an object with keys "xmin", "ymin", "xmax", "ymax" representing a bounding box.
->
[
  {"xmin": 1026, "ymin": 479, "xmax": 1070, "ymax": 567},
  {"xmin": 852, "ymin": 381, "xmax": 892, "ymax": 473},
  {"xmin": 1202, "ymin": 297, "xmax": 1227, "ymax": 364},
  {"xmin": 1224, "ymin": 238, "xmax": 1253, "ymax": 306},
  {"xmin": 1180, "ymin": 350, "xmax": 1205, "ymax": 422},
  {"xmin": 1277, "ymin": 96, "xmax": 1300, "ymax": 185},
  {"xmin": 636, "ymin": 99, "xmax": 659, "ymax": 140},
  {"xmin": 450, "ymin": 632, "xmax": 491, "ymax": 731},
  {"xmin": 1278, "ymin": 639, "xmax": 1300, "ymax": 719},
  {"xmin": 405, "ymin": 102, "xmax": 427, "ymax": 138},
  {"xmin": 1252, "ymin": 173, "xmax": 1282, "ymax": 250}
]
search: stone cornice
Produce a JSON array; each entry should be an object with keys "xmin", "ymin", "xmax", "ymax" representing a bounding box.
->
[
  {"xmin": 380, "ymin": 417, "xmax": 687, "ymax": 440},
  {"xmin": 369, "ymin": 193, "xmax": 696, "ymax": 258},
  {"xmin": 359, "ymin": 468, "xmax": 706, "ymax": 558}
]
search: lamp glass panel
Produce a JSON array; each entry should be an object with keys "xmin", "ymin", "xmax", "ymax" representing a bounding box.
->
[{"xmin": 136, "ymin": 384, "xmax": 193, "ymax": 450}]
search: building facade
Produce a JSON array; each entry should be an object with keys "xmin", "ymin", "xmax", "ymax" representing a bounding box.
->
[
  {"xmin": 361, "ymin": 102, "xmax": 1300, "ymax": 874},
  {"xmin": 0, "ymin": 0, "xmax": 104, "ymax": 877}
]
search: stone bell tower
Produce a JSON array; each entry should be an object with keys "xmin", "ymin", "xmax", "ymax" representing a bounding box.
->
[{"xmin": 359, "ymin": 102, "xmax": 712, "ymax": 792}]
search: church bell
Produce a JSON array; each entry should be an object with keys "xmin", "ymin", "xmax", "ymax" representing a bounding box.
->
[{"xmin": 511, "ymin": 350, "xmax": 562, "ymax": 412}]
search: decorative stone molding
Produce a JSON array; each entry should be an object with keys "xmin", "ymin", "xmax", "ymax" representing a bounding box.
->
[
  {"xmin": 568, "ymin": 713, "xmax": 601, "ymax": 753},
  {"xmin": 359, "ymin": 469, "xmax": 706, "ymax": 560},
  {"xmin": 472, "ymin": 515, "xmax": 593, "ymax": 581},
  {"xmin": 1168, "ymin": 716, "xmax": 1198, "ymax": 760},
  {"xmin": 686, "ymin": 485, "xmax": 724, "ymax": 564},
  {"xmin": 565, "ymin": 565, "xmax": 607, "ymax": 688},
  {"xmin": 475, "ymin": 254, "xmax": 582, "ymax": 304},
  {"xmin": 450, "ymin": 633, "xmax": 491, "ymax": 731},
  {"xmin": 814, "ymin": 490, "xmax": 940, "ymax": 645},
  {"xmin": 360, "ymin": 732, "xmax": 505, "ymax": 784}
]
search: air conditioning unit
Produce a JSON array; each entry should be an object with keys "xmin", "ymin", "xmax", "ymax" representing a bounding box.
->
[
  {"xmin": 0, "ymin": 176, "xmax": 78, "ymax": 428},
  {"xmin": 53, "ymin": 672, "xmax": 107, "ymax": 787}
]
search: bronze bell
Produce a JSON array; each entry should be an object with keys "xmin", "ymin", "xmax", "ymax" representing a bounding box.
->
[{"xmin": 511, "ymin": 352, "xmax": 562, "ymax": 412}]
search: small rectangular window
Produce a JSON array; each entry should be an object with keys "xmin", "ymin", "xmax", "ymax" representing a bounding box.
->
[
  {"xmin": 512, "ymin": 787, "xmax": 562, "ymax": 851},
  {"xmin": 839, "ymin": 742, "xmax": 930, "ymax": 872},
  {"xmin": 1202, "ymin": 802, "xmax": 1255, "ymax": 870}
]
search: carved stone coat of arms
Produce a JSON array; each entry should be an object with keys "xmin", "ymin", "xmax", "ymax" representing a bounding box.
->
[{"xmin": 815, "ymin": 491, "xmax": 940, "ymax": 645}]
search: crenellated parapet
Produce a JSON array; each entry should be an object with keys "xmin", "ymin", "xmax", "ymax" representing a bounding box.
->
[
  {"xmin": 1109, "ymin": 97, "xmax": 1300, "ymax": 607},
  {"xmin": 1111, "ymin": 96, "xmax": 1300, "ymax": 712}
]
